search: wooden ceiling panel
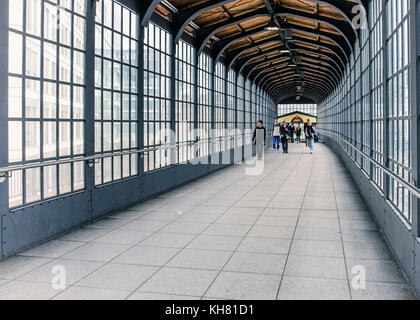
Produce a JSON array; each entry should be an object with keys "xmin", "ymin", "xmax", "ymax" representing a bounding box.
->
[{"xmin": 157, "ymin": 0, "xmax": 360, "ymax": 95}]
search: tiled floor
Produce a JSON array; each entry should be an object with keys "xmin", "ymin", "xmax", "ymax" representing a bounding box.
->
[{"xmin": 0, "ymin": 144, "xmax": 415, "ymax": 300}]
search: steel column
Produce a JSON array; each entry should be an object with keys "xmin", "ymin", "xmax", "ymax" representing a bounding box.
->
[
  {"xmin": 382, "ymin": 0, "xmax": 390, "ymax": 200},
  {"xmin": 84, "ymin": 0, "xmax": 96, "ymax": 221}
]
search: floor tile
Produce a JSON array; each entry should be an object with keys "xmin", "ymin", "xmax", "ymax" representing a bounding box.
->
[
  {"xmin": 350, "ymin": 282, "xmax": 414, "ymax": 300},
  {"xmin": 224, "ymin": 252, "xmax": 286, "ymax": 275},
  {"xmin": 187, "ymin": 235, "xmax": 243, "ymax": 252},
  {"xmin": 54, "ymin": 286, "xmax": 131, "ymax": 300},
  {"xmin": 113, "ymin": 246, "xmax": 181, "ymax": 266},
  {"xmin": 19, "ymin": 240, "xmax": 84, "ymax": 259},
  {"xmin": 61, "ymin": 243, "xmax": 130, "ymax": 262},
  {"xmin": 0, "ymin": 280, "xmax": 59, "ymax": 300},
  {"xmin": 238, "ymin": 237, "xmax": 291, "ymax": 255},
  {"xmin": 205, "ymin": 272, "xmax": 281, "ymax": 300},
  {"xmin": 290, "ymin": 239, "xmax": 344, "ymax": 258},
  {"xmin": 0, "ymin": 256, "xmax": 51, "ymax": 280},
  {"xmin": 139, "ymin": 267, "xmax": 218, "ymax": 297},
  {"xmin": 284, "ymin": 255, "xmax": 347, "ymax": 280},
  {"xmin": 203, "ymin": 224, "xmax": 251, "ymax": 237},
  {"xmin": 92, "ymin": 230, "xmax": 152, "ymax": 245},
  {"xmin": 18, "ymin": 259, "xmax": 103, "ymax": 285},
  {"xmin": 140, "ymin": 233, "xmax": 196, "ymax": 248},
  {"xmin": 278, "ymin": 276, "xmax": 350, "ymax": 300},
  {"xmin": 167, "ymin": 249, "xmax": 232, "ymax": 271},
  {"xmin": 77, "ymin": 263, "xmax": 158, "ymax": 291},
  {"xmin": 128, "ymin": 292, "xmax": 200, "ymax": 300}
]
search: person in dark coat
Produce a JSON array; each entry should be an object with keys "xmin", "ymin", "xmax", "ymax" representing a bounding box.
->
[
  {"xmin": 253, "ymin": 120, "xmax": 266, "ymax": 160},
  {"xmin": 305, "ymin": 120, "xmax": 316, "ymax": 154},
  {"xmin": 280, "ymin": 120, "xmax": 289, "ymax": 154},
  {"xmin": 296, "ymin": 124, "xmax": 302, "ymax": 143},
  {"xmin": 288, "ymin": 124, "xmax": 295, "ymax": 143},
  {"xmin": 304, "ymin": 119, "xmax": 309, "ymax": 147}
]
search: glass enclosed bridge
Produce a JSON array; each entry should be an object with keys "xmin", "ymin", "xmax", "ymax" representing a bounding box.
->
[{"xmin": 0, "ymin": 0, "xmax": 419, "ymax": 300}]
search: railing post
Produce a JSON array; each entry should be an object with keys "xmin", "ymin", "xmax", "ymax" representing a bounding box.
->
[{"xmin": 0, "ymin": 0, "xmax": 8, "ymax": 260}]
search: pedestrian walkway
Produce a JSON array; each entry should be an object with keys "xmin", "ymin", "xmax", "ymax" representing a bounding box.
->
[{"xmin": 0, "ymin": 144, "xmax": 415, "ymax": 300}]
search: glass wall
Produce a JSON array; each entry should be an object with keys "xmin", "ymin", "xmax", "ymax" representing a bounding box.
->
[
  {"xmin": 144, "ymin": 22, "xmax": 171, "ymax": 172},
  {"xmin": 318, "ymin": 0, "xmax": 413, "ymax": 222},
  {"xmin": 237, "ymin": 75, "xmax": 245, "ymax": 147},
  {"xmin": 197, "ymin": 53, "xmax": 212, "ymax": 157},
  {"xmin": 278, "ymin": 104, "xmax": 317, "ymax": 116},
  {"xmin": 244, "ymin": 80, "xmax": 253, "ymax": 144},
  {"xmin": 5, "ymin": 0, "xmax": 277, "ymax": 209},
  {"xmin": 94, "ymin": 0, "xmax": 139, "ymax": 185},
  {"xmin": 386, "ymin": 0, "xmax": 411, "ymax": 217},
  {"xmin": 175, "ymin": 40, "xmax": 195, "ymax": 163},
  {"xmin": 370, "ymin": 0, "xmax": 384, "ymax": 188},
  {"xmin": 8, "ymin": 0, "xmax": 86, "ymax": 207}
]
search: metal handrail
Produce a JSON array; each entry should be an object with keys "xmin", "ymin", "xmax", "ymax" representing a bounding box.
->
[
  {"xmin": 0, "ymin": 134, "xmax": 250, "ymax": 176},
  {"xmin": 318, "ymin": 128, "xmax": 420, "ymax": 199}
]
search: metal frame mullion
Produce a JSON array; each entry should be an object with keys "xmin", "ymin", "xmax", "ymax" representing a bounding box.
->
[
  {"xmin": 410, "ymin": 0, "xmax": 419, "ymax": 236},
  {"xmin": 383, "ymin": 0, "xmax": 390, "ymax": 201},
  {"xmin": 84, "ymin": 0, "xmax": 96, "ymax": 219},
  {"xmin": 0, "ymin": 0, "xmax": 9, "ymax": 260}
]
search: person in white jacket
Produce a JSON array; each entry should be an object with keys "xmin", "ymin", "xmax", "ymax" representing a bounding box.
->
[{"xmin": 272, "ymin": 119, "xmax": 281, "ymax": 151}]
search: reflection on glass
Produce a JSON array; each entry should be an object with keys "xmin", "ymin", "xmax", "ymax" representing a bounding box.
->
[
  {"xmin": 26, "ymin": 168, "xmax": 41, "ymax": 203},
  {"xmin": 44, "ymin": 165, "xmax": 57, "ymax": 199}
]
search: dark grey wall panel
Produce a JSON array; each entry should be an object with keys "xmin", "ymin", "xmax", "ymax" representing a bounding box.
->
[
  {"xmin": 3, "ymin": 192, "xmax": 91, "ymax": 257},
  {"xmin": 92, "ymin": 176, "xmax": 143, "ymax": 219},
  {"xmin": 323, "ymin": 135, "xmax": 419, "ymax": 298},
  {"xmin": 415, "ymin": 240, "xmax": 420, "ymax": 295}
]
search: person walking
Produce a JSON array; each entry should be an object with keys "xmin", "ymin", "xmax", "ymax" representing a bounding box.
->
[
  {"xmin": 296, "ymin": 124, "xmax": 302, "ymax": 143},
  {"xmin": 288, "ymin": 124, "xmax": 295, "ymax": 143},
  {"xmin": 272, "ymin": 119, "xmax": 281, "ymax": 151},
  {"xmin": 305, "ymin": 120, "xmax": 316, "ymax": 154},
  {"xmin": 304, "ymin": 119, "xmax": 310, "ymax": 147},
  {"xmin": 253, "ymin": 120, "xmax": 266, "ymax": 160},
  {"xmin": 280, "ymin": 120, "xmax": 289, "ymax": 154}
]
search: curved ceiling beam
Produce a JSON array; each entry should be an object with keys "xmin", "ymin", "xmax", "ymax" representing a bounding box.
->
[
  {"xmin": 272, "ymin": 87, "xmax": 325, "ymax": 104},
  {"xmin": 237, "ymin": 45, "xmax": 343, "ymax": 80},
  {"xmin": 141, "ymin": 0, "xmax": 161, "ymax": 27},
  {"xmin": 303, "ymin": 0, "xmax": 356, "ymax": 30},
  {"xmin": 267, "ymin": 78, "xmax": 332, "ymax": 100},
  {"xmin": 274, "ymin": 90, "xmax": 322, "ymax": 104},
  {"xmin": 244, "ymin": 52, "xmax": 342, "ymax": 84},
  {"xmin": 274, "ymin": 89, "xmax": 322, "ymax": 103},
  {"xmin": 268, "ymin": 79, "xmax": 330, "ymax": 99},
  {"xmin": 267, "ymin": 78, "xmax": 330, "ymax": 99},
  {"xmin": 271, "ymin": 84, "xmax": 326, "ymax": 102},
  {"xmin": 260, "ymin": 73, "xmax": 327, "ymax": 93},
  {"xmin": 227, "ymin": 35, "xmax": 346, "ymax": 72},
  {"xmin": 173, "ymin": 0, "xmax": 236, "ymax": 44},
  {"xmin": 213, "ymin": 22, "xmax": 349, "ymax": 63},
  {"xmin": 252, "ymin": 54, "xmax": 339, "ymax": 89},
  {"xmin": 274, "ymin": 91, "xmax": 321, "ymax": 104},
  {"xmin": 248, "ymin": 59, "xmax": 338, "ymax": 89},
  {"xmin": 195, "ymin": 6, "xmax": 355, "ymax": 56}
]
